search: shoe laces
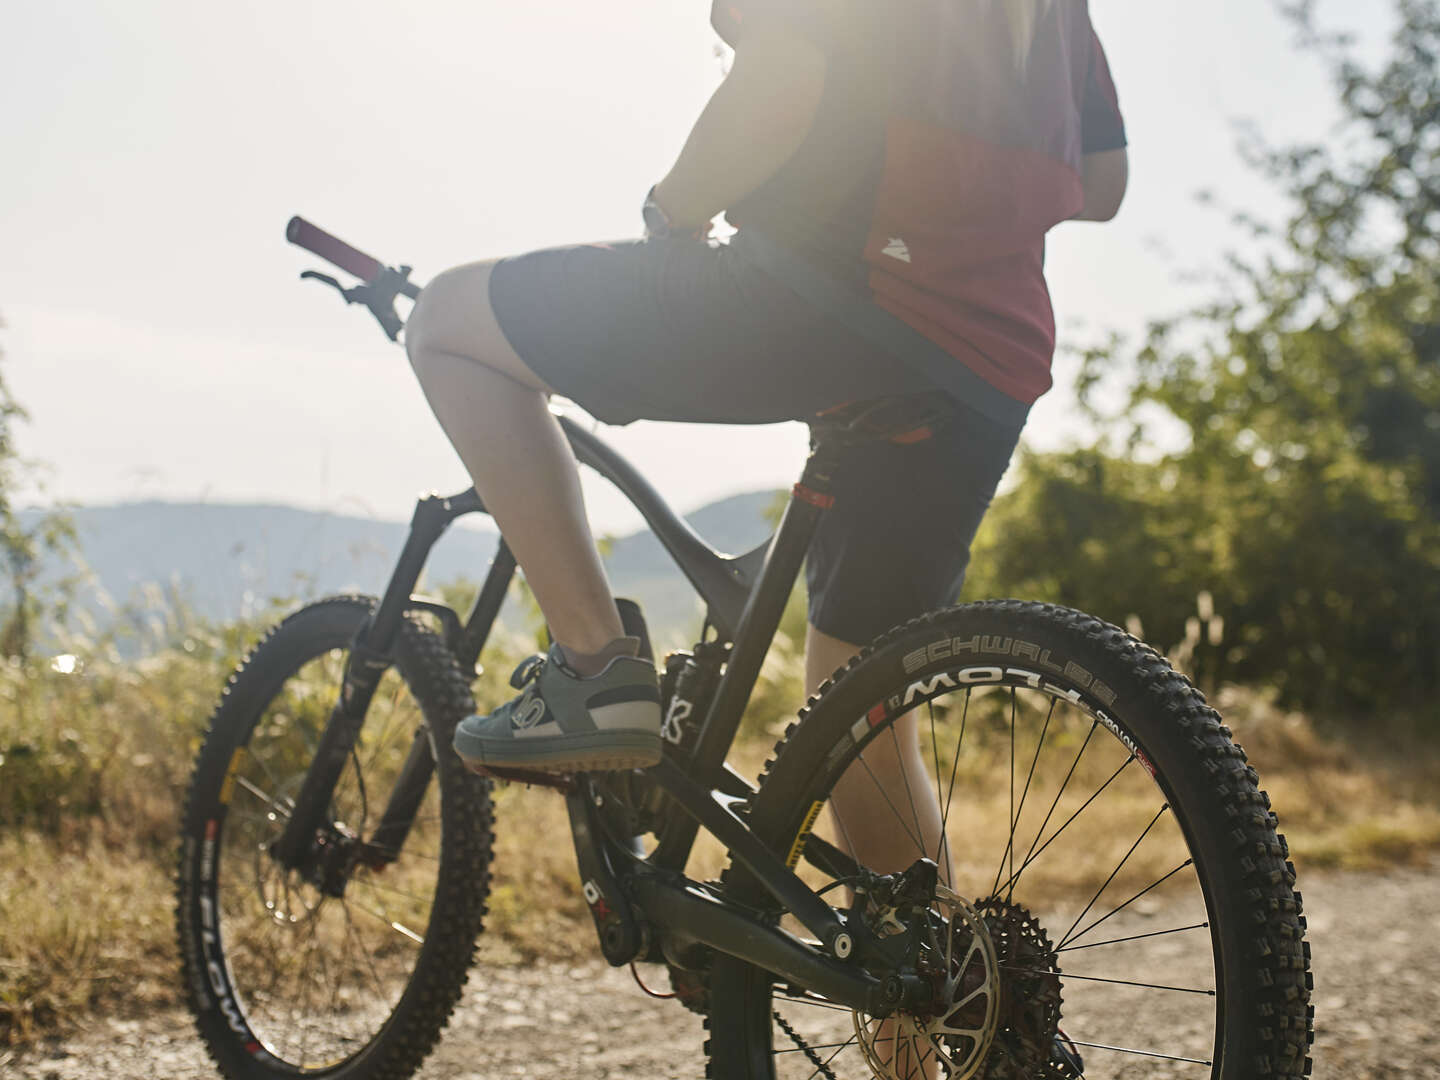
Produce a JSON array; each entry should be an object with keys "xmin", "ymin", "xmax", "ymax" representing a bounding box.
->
[{"xmin": 508, "ymin": 653, "xmax": 546, "ymax": 690}]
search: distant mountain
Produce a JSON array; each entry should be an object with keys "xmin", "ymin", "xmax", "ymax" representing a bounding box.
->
[
  {"xmin": 22, "ymin": 501, "xmax": 502, "ymax": 628},
  {"xmin": 22, "ymin": 491, "xmax": 781, "ymax": 650}
]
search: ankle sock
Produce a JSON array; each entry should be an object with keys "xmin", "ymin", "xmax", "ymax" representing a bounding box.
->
[{"xmin": 560, "ymin": 635, "xmax": 641, "ymax": 678}]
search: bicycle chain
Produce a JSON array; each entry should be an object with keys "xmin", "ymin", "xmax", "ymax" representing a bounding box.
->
[
  {"xmin": 773, "ymin": 1008, "xmax": 840, "ymax": 1080},
  {"xmin": 668, "ymin": 965, "xmax": 841, "ymax": 1077}
]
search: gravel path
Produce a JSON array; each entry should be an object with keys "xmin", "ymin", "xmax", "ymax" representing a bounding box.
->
[{"xmin": 6, "ymin": 859, "xmax": 1435, "ymax": 1079}]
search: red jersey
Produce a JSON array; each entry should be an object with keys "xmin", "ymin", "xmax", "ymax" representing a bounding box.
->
[{"xmin": 712, "ymin": 0, "xmax": 1126, "ymax": 416}]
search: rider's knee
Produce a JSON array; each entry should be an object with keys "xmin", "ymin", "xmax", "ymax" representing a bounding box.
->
[
  {"xmin": 403, "ymin": 266, "xmax": 454, "ymax": 368},
  {"xmin": 403, "ymin": 260, "xmax": 497, "ymax": 371}
]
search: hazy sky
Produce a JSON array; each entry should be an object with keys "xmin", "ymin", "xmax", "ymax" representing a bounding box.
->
[{"xmin": 2, "ymin": 1, "xmax": 1389, "ymax": 534}]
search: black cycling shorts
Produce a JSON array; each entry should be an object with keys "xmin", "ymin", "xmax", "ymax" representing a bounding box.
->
[{"xmin": 489, "ymin": 235, "xmax": 1025, "ymax": 645}]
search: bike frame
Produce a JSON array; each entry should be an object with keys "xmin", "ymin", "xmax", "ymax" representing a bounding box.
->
[
  {"xmin": 272, "ymin": 220, "xmax": 938, "ymax": 1016},
  {"xmin": 270, "ymin": 410, "xmax": 905, "ymax": 1015}
]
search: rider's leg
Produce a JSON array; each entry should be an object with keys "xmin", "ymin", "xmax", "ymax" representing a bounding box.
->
[
  {"xmin": 404, "ymin": 259, "xmax": 626, "ymax": 667},
  {"xmin": 808, "ymin": 626, "xmax": 947, "ymax": 1080},
  {"xmin": 806, "ymin": 623, "xmax": 949, "ymax": 879}
]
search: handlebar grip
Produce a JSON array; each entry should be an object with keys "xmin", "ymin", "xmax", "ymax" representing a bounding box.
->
[{"xmin": 285, "ymin": 216, "xmax": 384, "ymax": 282}]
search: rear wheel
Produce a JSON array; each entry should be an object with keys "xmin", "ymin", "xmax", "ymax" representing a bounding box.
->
[
  {"xmin": 707, "ymin": 602, "xmax": 1312, "ymax": 1079},
  {"xmin": 176, "ymin": 596, "xmax": 492, "ymax": 1079}
]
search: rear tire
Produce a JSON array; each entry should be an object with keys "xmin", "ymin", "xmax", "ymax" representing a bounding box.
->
[
  {"xmin": 707, "ymin": 601, "xmax": 1313, "ymax": 1079},
  {"xmin": 176, "ymin": 596, "xmax": 493, "ymax": 1079}
]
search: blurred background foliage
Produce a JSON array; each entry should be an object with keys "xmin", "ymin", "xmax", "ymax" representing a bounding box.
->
[
  {"xmin": 968, "ymin": 0, "xmax": 1440, "ymax": 722},
  {"xmin": 1, "ymin": 0, "xmax": 1437, "ymax": 1045}
]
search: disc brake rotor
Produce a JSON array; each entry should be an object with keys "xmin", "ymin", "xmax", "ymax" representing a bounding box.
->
[{"xmin": 853, "ymin": 887, "xmax": 1001, "ymax": 1080}]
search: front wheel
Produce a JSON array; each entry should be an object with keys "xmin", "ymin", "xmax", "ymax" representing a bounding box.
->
[
  {"xmin": 176, "ymin": 596, "xmax": 493, "ymax": 1079},
  {"xmin": 707, "ymin": 601, "xmax": 1313, "ymax": 1079}
]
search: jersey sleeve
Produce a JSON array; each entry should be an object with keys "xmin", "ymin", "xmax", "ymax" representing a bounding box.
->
[
  {"xmin": 1080, "ymin": 30, "xmax": 1127, "ymax": 153},
  {"xmin": 711, "ymin": 0, "xmax": 842, "ymax": 50}
]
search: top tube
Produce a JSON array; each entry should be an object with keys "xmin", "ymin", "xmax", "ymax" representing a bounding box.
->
[{"xmin": 559, "ymin": 417, "xmax": 768, "ymax": 641}]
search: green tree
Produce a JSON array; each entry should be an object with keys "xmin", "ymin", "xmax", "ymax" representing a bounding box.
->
[
  {"xmin": 0, "ymin": 316, "xmax": 76, "ymax": 662},
  {"xmin": 974, "ymin": 0, "xmax": 1440, "ymax": 719}
]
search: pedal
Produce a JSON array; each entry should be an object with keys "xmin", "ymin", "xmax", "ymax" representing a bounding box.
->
[{"xmin": 470, "ymin": 763, "xmax": 578, "ymax": 793}]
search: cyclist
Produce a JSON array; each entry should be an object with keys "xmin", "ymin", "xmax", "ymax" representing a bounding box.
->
[{"xmin": 405, "ymin": 0, "xmax": 1127, "ymax": 876}]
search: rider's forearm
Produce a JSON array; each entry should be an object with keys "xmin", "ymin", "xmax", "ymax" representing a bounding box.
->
[{"xmin": 652, "ymin": 26, "xmax": 826, "ymax": 231}]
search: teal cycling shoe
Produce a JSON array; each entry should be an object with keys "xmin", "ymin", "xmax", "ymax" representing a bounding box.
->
[{"xmin": 453, "ymin": 643, "xmax": 662, "ymax": 774}]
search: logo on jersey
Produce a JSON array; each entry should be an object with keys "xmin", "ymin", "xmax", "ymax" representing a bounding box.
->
[{"xmin": 882, "ymin": 238, "xmax": 912, "ymax": 263}]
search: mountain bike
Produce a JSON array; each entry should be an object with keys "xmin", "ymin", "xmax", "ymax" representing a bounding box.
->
[{"xmin": 175, "ymin": 218, "xmax": 1314, "ymax": 1079}]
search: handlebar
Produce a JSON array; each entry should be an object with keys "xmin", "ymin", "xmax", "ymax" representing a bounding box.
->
[
  {"xmin": 286, "ymin": 216, "xmax": 421, "ymax": 300},
  {"xmin": 285, "ymin": 215, "xmax": 422, "ymax": 341}
]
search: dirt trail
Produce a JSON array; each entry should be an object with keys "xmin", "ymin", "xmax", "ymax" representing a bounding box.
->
[{"xmin": 5, "ymin": 860, "xmax": 1436, "ymax": 1079}]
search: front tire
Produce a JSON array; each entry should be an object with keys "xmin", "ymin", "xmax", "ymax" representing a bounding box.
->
[
  {"xmin": 707, "ymin": 601, "xmax": 1313, "ymax": 1079},
  {"xmin": 176, "ymin": 596, "xmax": 493, "ymax": 1079}
]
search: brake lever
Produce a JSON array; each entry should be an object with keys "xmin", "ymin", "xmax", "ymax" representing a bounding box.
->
[
  {"xmin": 300, "ymin": 264, "xmax": 415, "ymax": 343},
  {"xmin": 300, "ymin": 269, "xmax": 347, "ymax": 293}
]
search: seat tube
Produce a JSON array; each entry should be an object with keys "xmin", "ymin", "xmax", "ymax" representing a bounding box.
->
[
  {"xmin": 692, "ymin": 445, "xmax": 841, "ymax": 778},
  {"xmin": 653, "ymin": 448, "xmax": 839, "ymax": 870}
]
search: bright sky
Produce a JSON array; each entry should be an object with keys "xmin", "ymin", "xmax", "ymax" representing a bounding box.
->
[{"xmin": 1, "ymin": 1, "xmax": 1389, "ymax": 534}]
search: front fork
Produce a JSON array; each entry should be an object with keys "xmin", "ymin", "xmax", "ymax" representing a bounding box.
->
[{"xmin": 270, "ymin": 490, "xmax": 510, "ymax": 876}]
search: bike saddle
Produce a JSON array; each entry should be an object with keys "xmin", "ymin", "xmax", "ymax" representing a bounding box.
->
[{"xmin": 811, "ymin": 393, "xmax": 957, "ymax": 445}]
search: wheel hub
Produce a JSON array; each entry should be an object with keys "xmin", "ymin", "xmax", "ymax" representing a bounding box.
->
[{"xmin": 851, "ymin": 890, "xmax": 1073, "ymax": 1080}]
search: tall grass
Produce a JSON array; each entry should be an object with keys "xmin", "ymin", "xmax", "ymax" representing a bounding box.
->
[{"xmin": 1, "ymin": 588, "xmax": 1436, "ymax": 1045}]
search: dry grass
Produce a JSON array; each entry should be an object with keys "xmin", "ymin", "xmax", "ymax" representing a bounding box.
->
[
  {"xmin": 0, "ymin": 833, "xmax": 176, "ymax": 1042},
  {"xmin": 1214, "ymin": 685, "xmax": 1440, "ymax": 871},
  {"xmin": 1, "ymin": 615, "xmax": 1435, "ymax": 1046}
]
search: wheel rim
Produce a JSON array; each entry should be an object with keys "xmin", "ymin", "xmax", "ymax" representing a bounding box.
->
[
  {"xmin": 206, "ymin": 645, "xmax": 446, "ymax": 1072},
  {"xmin": 762, "ymin": 676, "xmax": 1221, "ymax": 1078}
]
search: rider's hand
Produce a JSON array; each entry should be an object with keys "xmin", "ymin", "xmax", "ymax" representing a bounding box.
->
[{"xmin": 642, "ymin": 185, "xmax": 713, "ymax": 241}]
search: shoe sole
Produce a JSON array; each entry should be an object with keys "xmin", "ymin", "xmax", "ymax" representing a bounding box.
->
[{"xmin": 453, "ymin": 728, "xmax": 663, "ymax": 775}]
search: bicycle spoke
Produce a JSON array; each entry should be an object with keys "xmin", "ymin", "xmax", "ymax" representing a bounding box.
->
[
  {"xmin": 245, "ymin": 736, "xmax": 296, "ymax": 798},
  {"xmin": 1003, "ymin": 965, "xmax": 1215, "ymax": 996},
  {"xmin": 366, "ymin": 844, "xmax": 441, "ymax": 862},
  {"xmin": 291, "ymin": 910, "xmax": 324, "ymax": 1067},
  {"xmin": 937, "ymin": 691, "xmax": 970, "ymax": 866},
  {"xmin": 1000, "ymin": 696, "xmax": 1057, "ymax": 903},
  {"xmin": 235, "ymin": 775, "xmax": 291, "ymax": 816},
  {"xmin": 925, "ymin": 701, "xmax": 955, "ymax": 878},
  {"xmin": 1057, "ymin": 803, "xmax": 1171, "ymax": 948},
  {"xmin": 776, "ymin": 1040, "xmax": 862, "ymax": 1054},
  {"xmin": 1060, "ymin": 858, "xmax": 1195, "ymax": 949},
  {"xmin": 775, "ymin": 993, "xmax": 853, "ymax": 1013},
  {"xmin": 1066, "ymin": 1037, "xmax": 1213, "ymax": 1066},
  {"xmin": 352, "ymin": 877, "xmax": 435, "ymax": 907},
  {"xmin": 1007, "ymin": 687, "xmax": 1016, "ymax": 895},
  {"xmin": 348, "ymin": 897, "xmax": 426, "ymax": 945},
  {"xmin": 1013, "ymin": 718, "xmax": 1098, "ymax": 875},
  {"xmin": 355, "ymin": 682, "xmax": 414, "ymax": 802},
  {"xmin": 813, "ymin": 1033, "xmax": 857, "ymax": 1077},
  {"xmin": 313, "ymin": 924, "xmax": 347, "ymax": 1053},
  {"xmin": 994, "ymin": 751, "xmax": 1135, "ymax": 899},
  {"xmin": 1055, "ymin": 922, "xmax": 1210, "ymax": 953},
  {"xmin": 888, "ymin": 721, "xmax": 927, "ymax": 862},
  {"xmin": 855, "ymin": 752, "xmax": 927, "ymax": 858},
  {"xmin": 342, "ymin": 900, "xmax": 393, "ymax": 1006}
]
